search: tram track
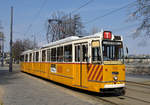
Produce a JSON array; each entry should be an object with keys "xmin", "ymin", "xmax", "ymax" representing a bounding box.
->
[
  {"xmin": 126, "ymin": 87, "xmax": 150, "ymax": 95},
  {"xmin": 123, "ymin": 95, "xmax": 150, "ymax": 104},
  {"xmin": 126, "ymin": 82, "xmax": 150, "ymax": 89},
  {"xmin": 76, "ymin": 81, "xmax": 150, "ymax": 105},
  {"xmin": 95, "ymin": 96, "xmax": 121, "ymax": 105},
  {"xmin": 94, "ymin": 94, "xmax": 150, "ymax": 105},
  {"xmin": 126, "ymin": 81, "xmax": 150, "ymax": 95},
  {"xmin": 93, "ymin": 83, "xmax": 150, "ymax": 105},
  {"xmin": 124, "ymin": 82, "xmax": 150, "ymax": 104},
  {"xmin": 126, "ymin": 81, "xmax": 150, "ymax": 86}
]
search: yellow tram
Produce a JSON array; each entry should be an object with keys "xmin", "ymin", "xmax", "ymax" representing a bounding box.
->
[{"xmin": 20, "ymin": 31, "xmax": 125, "ymax": 95}]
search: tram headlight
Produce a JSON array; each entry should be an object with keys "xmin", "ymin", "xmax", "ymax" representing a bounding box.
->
[{"xmin": 113, "ymin": 76, "xmax": 118, "ymax": 81}]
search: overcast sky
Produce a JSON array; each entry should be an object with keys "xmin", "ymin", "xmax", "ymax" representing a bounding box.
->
[{"xmin": 0, "ymin": 0, "xmax": 150, "ymax": 55}]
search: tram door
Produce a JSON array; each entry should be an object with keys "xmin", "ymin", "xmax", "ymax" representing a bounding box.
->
[{"xmin": 74, "ymin": 43, "xmax": 88, "ymax": 87}]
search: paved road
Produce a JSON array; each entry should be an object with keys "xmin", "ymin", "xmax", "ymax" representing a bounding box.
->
[{"xmin": 0, "ymin": 66, "xmax": 94, "ymax": 105}]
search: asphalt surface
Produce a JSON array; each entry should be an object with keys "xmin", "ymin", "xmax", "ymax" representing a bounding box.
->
[{"xmin": 0, "ymin": 66, "xmax": 94, "ymax": 105}]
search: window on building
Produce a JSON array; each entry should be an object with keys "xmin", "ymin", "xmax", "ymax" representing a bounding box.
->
[
  {"xmin": 36, "ymin": 52, "xmax": 39, "ymax": 62},
  {"xmin": 51, "ymin": 48, "xmax": 56, "ymax": 61},
  {"xmin": 42, "ymin": 50, "xmax": 46, "ymax": 62},
  {"xmin": 64, "ymin": 45, "xmax": 72, "ymax": 62},
  {"xmin": 47, "ymin": 49, "xmax": 51, "ymax": 61},
  {"xmin": 57, "ymin": 47, "xmax": 63, "ymax": 62},
  {"xmin": 29, "ymin": 53, "xmax": 32, "ymax": 62}
]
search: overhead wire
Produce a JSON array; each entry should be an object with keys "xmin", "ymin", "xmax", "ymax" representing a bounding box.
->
[
  {"xmin": 24, "ymin": 0, "xmax": 48, "ymax": 36},
  {"xmin": 70, "ymin": 0, "xmax": 95, "ymax": 14},
  {"xmin": 85, "ymin": 1, "xmax": 136, "ymax": 24}
]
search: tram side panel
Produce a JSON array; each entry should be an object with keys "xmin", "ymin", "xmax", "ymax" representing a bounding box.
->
[
  {"xmin": 73, "ymin": 63, "xmax": 81, "ymax": 87},
  {"xmin": 103, "ymin": 65, "xmax": 125, "ymax": 84},
  {"xmin": 40, "ymin": 62, "xmax": 47, "ymax": 78},
  {"xmin": 87, "ymin": 64, "xmax": 104, "ymax": 92},
  {"xmin": 28, "ymin": 62, "xmax": 32, "ymax": 74},
  {"xmin": 44, "ymin": 63, "xmax": 51, "ymax": 79},
  {"xmin": 49, "ymin": 63, "xmax": 74, "ymax": 86},
  {"xmin": 20, "ymin": 62, "xmax": 24, "ymax": 72}
]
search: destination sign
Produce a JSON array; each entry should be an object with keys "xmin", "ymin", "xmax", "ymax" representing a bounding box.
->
[{"xmin": 103, "ymin": 41, "xmax": 122, "ymax": 45}]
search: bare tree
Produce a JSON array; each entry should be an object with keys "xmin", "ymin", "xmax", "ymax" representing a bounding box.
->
[
  {"xmin": 130, "ymin": 0, "xmax": 150, "ymax": 37},
  {"xmin": 0, "ymin": 21, "xmax": 4, "ymax": 66},
  {"xmin": 12, "ymin": 39, "xmax": 37, "ymax": 63},
  {"xmin": 46, "ymin": 11, "xmax": 84, "ymax": 42},
  {"xmin": 90, "ymin": 26, "xmax": 100, "ymax": 34},
  {"xmin": 0, "ymin": 21, "xmax": 3, "ymax": 31}
]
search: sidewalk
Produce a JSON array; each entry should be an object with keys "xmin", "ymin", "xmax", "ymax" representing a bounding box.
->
[
  {"xmin": 0, "ymin": 66, "xmax": 93, "ymax": 105},
  {"xmin": 0, "ymin": 87, "xmax": 4, "ymax": 105}
]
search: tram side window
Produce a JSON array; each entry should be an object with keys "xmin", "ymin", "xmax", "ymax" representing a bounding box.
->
[
  {"xmin": 57, "ymin": 47, "xmax": 63, "ymax": 62},
  {"xmin": 47, "ymin": 49, "xmax": 51, "ymax": 61},
  {"xmin": 92, "ymin": 47, "xmax": 101, "ymax": 61},
  {"xmin": 64, "ymin": 45, "xmax": 72, "ymax": 62},
  {"xmin": 36, "ymin": 52, "xmax": 39, "ymax": 62},
  {"xmin": 20, "ymin": 55, "xmax": 24, "ymax": 62},
  {"xmin": 25, "ymin": 54, "xmax": 28, "ymax": 62},
  {"xmin": 33, "ymin": 53, "xmax": 36, "ymax": 62},
  {"xmin": 51, "ymin": 48, "xmax": 56, "ymax": 61},
  {"xmin": 42, "ymin": 50, "xmax": 46, "ymax": 62},
  {"xmin": 82, "ymin": 44, "xmax": 88, "ymax": 62},
  {"xmin": 75, "ymin": 46, "xmax": 80, "ymax": 62},
  {"xmin": 29, "ymin": 53, "xmax": 32, "ymax": 62}
]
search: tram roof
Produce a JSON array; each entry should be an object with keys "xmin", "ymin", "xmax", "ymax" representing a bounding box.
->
[
  {"xmin": 21, "ymin": 31, "xmax": 123, "ymax": 54},
  {"xmin": 42, "ymin": 32, "xmax": 103, "ymax": 48},
  {"xmin": 21, "ymin": 50, "xmax": 33, "ymax": 55}
]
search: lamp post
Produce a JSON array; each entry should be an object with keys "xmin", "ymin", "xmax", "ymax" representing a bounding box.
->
[{"xmin": 9, "ymin": 6, "xmax": 13, "ymax": 72}]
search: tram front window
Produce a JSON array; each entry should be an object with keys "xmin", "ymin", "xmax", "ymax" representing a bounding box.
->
[{"xmin": 102, "ymin": 41, "xmax": 124, "ymax": 64}]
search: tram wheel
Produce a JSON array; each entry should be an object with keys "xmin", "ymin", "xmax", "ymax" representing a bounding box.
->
[{"xmin": 115, "ymin": 88, "xmax": 126, "ymax": 96}]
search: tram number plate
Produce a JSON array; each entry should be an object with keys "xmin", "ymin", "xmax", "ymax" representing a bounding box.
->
[
  {"xmin": 112, "ymin": 72, "xmax": 119, "ymax": 75},
  {"xmin": 51, "ymin": 64, "xmax": 57, "ymax": 73}
]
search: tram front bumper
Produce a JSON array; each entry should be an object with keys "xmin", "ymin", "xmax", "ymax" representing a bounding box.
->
[
  {"xmin": 104, "ymin": 83, "xmax": 125, "ymax": 88},
  {"xmin": 100, "ymin": 83, "xmax": 125, "ymax": 94}
]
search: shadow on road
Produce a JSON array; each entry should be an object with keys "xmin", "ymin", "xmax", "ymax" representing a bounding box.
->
[{"xmin": 22, "ymin": 71, "xmax": 122, "ymax": 98}]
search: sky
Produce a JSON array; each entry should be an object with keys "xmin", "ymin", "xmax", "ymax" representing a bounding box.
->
[{"xmin": 0, "ymin": 0, "xmax": 150, "ymax": 55}]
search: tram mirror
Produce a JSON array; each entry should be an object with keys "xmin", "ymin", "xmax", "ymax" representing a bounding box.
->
[
  {"xmin": 124, "ymin": 46, "xmax": 128, "ymax": 59},
  {"xmin": 92, "ymin": 41, "xmax": 100, "ymax": 47},
  {"xmin": 126, "ymin": 47, "xmax": 128, "ymax": 55}
]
